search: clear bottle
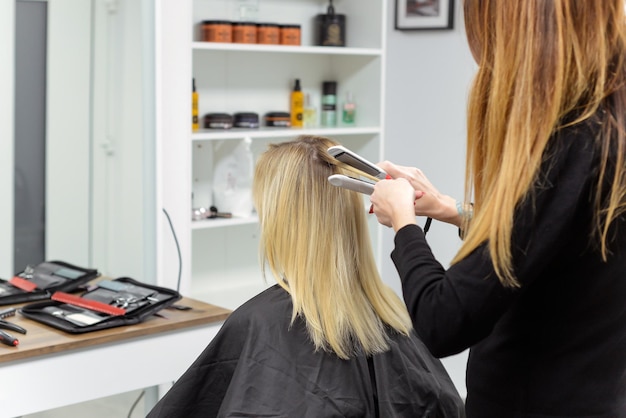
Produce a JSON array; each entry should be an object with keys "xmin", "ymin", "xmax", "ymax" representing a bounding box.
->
[
  {"xmin": 342, "ymin": 91, "xmax": 356, "ymax": 125},
  {"xmin": 303, "ymin": 93, "xmax": 317, "ymax": 128}
]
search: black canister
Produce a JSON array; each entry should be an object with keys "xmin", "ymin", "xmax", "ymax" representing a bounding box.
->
[
  {"xmin": 316, "ymin": 0, "xmax": 346, "ymax": 47},
  {"xmin": 204, "ymin": 113, "xmax": 234, "ymax": 129},
  {"xmin": 264, "ymin": 111, "xmax": 291, "ymax": 127},
  {"xmin": 233, "ymin": 112, "xmax": 260, "ymax": 128}
]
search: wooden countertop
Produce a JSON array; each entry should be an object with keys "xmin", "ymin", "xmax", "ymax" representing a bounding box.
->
[{"xmin": 0, "ymin": 296, "xmax": 231, "ymax": 364}]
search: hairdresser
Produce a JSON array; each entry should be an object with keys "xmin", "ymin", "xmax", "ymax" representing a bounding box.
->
[{"xmin": 370, "ymin": 1, "xmax": 626, "ymax": 417}]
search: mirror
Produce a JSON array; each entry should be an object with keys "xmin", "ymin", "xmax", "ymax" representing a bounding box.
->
[{"xmin": 2, "ymin": 0, "xmax": 156, "ymax": 282}]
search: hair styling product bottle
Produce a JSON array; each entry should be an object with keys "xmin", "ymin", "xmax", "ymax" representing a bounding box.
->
[
  {"xmin": 303, "ymin": 93, "xmax": 317, "ymax": 128},
  {"xmin": 290, "ymin": 78, "xmax": 304, "ymax": 128},
  {"xmin": 321, "ymin": 81, "xmax": 337, "ymax": 127},
  {"xmin": 342, "ymin": 91, "xmax": 356, "ymax": 125},
  {"xmin": 192, "ymin": 78, "xmax": 199, "ymax": 131}
]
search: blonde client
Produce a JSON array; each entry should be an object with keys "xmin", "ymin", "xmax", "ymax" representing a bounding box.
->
[{"xmin": 147, "ymin": 135, "xmax": 464, "ymax": 417}]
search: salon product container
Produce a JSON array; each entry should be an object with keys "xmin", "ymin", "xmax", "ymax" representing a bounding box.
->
[
  {"xmin": 303, "ymin": 93, "xmax": 318, "ymax": 128},
  {"xmin": 280, "ymin": 24, "xmax": 301, "ymax": 45},
  {"xmin": 264, "ymin": 111, "xmax": 291, "ymax": 127},
  {"xmin": 201, "ymin": 20, "xmax": 232, "ymax": 43},
  {"xmin": 232, "ymin": 22, "xmax": 257, "ymax": 43},
  {"xmin": 257, "ymin": 23, "xmax": 280, "ymax": 44},
  {"xmin": 315, "ymin": 1, "xmax": 345, "ymax": 47},
  {"xmin": 204, "ymin": 113, "xmax": 234, "ymax": 129},
  {"xmin": 233, "ymin": 112, "xmax": 260, "ymax": 128},
  {"xmin": 192, "ymin": 79, "xmax": 199, "ymax": 131},
  {"xmin": 290, "ymin": 79, "xmax": 304, "ymax": 128},
  {"xmin": 342, "ymin": 91, "xmax": 356, "ymax": 125},
  {"xmin": 320, "ymin": 81, "xmax": 337, "ymax": 127}
]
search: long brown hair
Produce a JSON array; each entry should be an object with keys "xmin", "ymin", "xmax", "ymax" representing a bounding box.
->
[
  {"xmin": 456, "ymin": 0, "xmax": 626, "ymax": 286},
  {"xmin": 253, "ymin": 136, "xmax": 412, "ymax": 359}
]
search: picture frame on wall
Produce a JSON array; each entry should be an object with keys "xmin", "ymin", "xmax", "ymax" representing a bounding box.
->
[{"xmin": 395, "ymin": 0, "xmax": 455, "ymax": 30}]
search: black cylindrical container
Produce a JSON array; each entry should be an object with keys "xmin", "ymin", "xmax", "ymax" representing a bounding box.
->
[
  {"xmin": 204, "ymin": 113, "xmax": 233, "ymax": 129},
  {"xmin": 233, "ymin": 112, "xmax": 260, "ymax": 128},
  {"xmin": 264, "ymin": 111, "xmax": 291, "ymax": 127},
  {"xmin": 316, "ymin": 1, "xmax": 346, "ymax": 47}
]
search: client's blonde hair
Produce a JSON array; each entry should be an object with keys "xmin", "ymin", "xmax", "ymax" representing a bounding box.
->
[{"xmin": 253, "ymin": 135, "xmax": 412, "ymax": 359}]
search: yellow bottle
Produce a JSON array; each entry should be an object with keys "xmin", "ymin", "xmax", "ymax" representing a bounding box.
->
[
  {"xmin": 192, "ymin": 78, "xmax": 199, "ymax": 131},
  {"xmin": 290, "ymin": 78, "xmax": 304, "ymax": 128}
]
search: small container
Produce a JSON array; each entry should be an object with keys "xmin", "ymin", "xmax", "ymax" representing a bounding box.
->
[
  {"xmin": 232, "ymin": 22, "xmax": 257, "ymax": 44},
  {"xmin": 257, "ymin": 23, "xmax": 280, "ymax": 45},
  {"xmin": 280, "ymin": 24, "xmax": 301, "ymax": 46},
  {"xmin": 316, "ymin": 1, "xmax": 346, "ymax": 47},
  {"xmin": 320, "ymin": 81, "xmax": 337, "ymax": 127},
  {"xmin": 192, "ymin": 79, "xmax": 199, "ymax": 131},
  {"xmin": 204, "ymin": 113, "xmax": 234, "ymax": 129},
  {"xmin": 290, "ymin": 79, "xmax": 304, "ymax": 128},
  {"xmin": 342, "ymin": 91, "xmax": 356, "ymax": 125},
  {"xmin": 201, "ymin": 20, "xmax": 233, "ymax": 43},
  {"xmin": 303, "ymin": 93, "xmax": 318, "ymax": 128},
  {"xmin": 233, "ymin": 112, "xmax": 260, "ymax": 128},
  {"xmin": 264, "ymin": 111, "xmax": 291, "ymax": 127}
]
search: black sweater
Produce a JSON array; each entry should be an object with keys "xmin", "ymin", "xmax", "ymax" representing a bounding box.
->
[{"xmin": 392, "ymin": 121, "xmax": 626, "ymax": 417}]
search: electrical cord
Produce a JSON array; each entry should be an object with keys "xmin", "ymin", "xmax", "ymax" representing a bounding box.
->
[
  {"xmin": 423, "ymin": 217, "xmax": 433, "ymax": 235},
  {"xmin": 122, "ymin": 210, "xmax": 182, "ymax": 418},
  {"xmin": 162, "ymin": 208, "xmax": 183, "ymax": 293},
  {"xmin": 127, "ymin": 390, "xmax": 145, "ymax": 418}
]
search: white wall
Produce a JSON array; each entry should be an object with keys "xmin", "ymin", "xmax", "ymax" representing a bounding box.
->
[{"xmin": 383, "ymin": 0, "xmax": 477, "ymax": 399}]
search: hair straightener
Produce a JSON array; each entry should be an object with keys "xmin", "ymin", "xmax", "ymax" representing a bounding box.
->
[
  {"xmin": 327, "ymin": 145, "xmax": 433, "ymax": 232},
  {"xmin": 327, "ymin": 145, "xmax": 389, "ymax": 180},
  {"xmin": 326, "ymin": 145, "xmax": 389, "ymax": 196},
  {"xmin": 328, "ymin": 174, "xmax": 375, "ymax": 195}
]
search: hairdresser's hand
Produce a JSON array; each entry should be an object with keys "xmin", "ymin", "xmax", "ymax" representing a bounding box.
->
[
  {"xmin": 377, "ymin": 161, "xmax": 461, "ymax": 227},
  {"xmin": 370, "ymin": 179, "xmax": 422, "ymax": 231}
]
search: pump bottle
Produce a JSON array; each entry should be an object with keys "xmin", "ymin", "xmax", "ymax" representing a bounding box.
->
[
  {"xmin": 192, "ymin": 78, "xmax": 199, "ymax": 131},
  {"xmin": 290, "ymin": 78, "xmax": 304, "ymax": 128}
]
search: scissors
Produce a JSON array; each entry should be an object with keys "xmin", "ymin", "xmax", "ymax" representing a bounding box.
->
[{"xmin": 0, "ymin": 308, "xmax": 27, "ymax": 334}]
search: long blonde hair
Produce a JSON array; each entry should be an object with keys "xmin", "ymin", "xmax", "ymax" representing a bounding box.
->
[
  {"xmin": 253, "ymin": 136, "xmax": 412, "ymax": 359},
  {"xmin": 455, "ymin": 0, "xmax": 626, "ymax": 287}
]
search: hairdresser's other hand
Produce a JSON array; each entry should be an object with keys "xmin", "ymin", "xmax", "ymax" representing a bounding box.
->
[
  {"xmin": 370, "ymin": 179, "xmax": 420, "ymax": 231},
  {"xmin": 377, "ymin": 161, "xmax": 461, "ymax": 227}
]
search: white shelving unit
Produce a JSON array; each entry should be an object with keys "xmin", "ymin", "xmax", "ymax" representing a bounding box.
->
[{"xmin": 158, "ymin": 0, "xmax": 387, "ymax": 310}]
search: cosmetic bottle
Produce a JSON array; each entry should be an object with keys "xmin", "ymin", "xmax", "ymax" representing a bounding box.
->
[
  {"xmin": 342, "ymin": 91, "xmax": 356, "ymax": 125},
  {"xmin": 321, "ymin": 81, "xmax": 337, "ymax": 127},
  {"xmin": 192, "ymin": 78, "xmax": 199, "ymax": 131},
  {"xmin": 316, "ymin": 0, "xmax": 346, "ymax": 47},
  {"xmin": 290, "ymin": 79, "xmax": 304, "ymax": 128},
  {"xmin": 303, "ymin": 93, "xmax": 317, "ymax": 128}
]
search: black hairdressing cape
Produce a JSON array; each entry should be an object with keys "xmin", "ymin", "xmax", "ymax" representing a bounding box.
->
[{"xmin": 147, "ymin": 285, "xmax": 465, "ymax": 418}]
